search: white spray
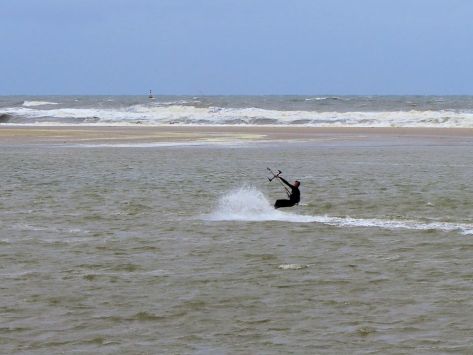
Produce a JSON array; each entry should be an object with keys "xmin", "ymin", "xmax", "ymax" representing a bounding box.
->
[{"xmin": 205, "ymin": 186, "xmax": 473, "ymax": 235}]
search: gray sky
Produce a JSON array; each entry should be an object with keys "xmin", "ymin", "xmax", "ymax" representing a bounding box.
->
[{"xmin": 1, "ymin": 0, "xmax": 472, "ymax": 95}]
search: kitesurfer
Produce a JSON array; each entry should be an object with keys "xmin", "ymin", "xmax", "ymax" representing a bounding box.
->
[{"xmin": 274, "ymin": 177, "xmax": 300, "ymax": 209}]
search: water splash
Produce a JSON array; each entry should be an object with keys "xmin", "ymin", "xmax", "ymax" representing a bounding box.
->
[
  {"xmin": 206, "ymin": 186, "xmax": 291, "ymax": 222},
  {"xmin": 205, "ymin": 186, "xmax": 473, "ymax": 235}
]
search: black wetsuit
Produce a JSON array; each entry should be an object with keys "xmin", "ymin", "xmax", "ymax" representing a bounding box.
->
[{"xmin": 274, "ymin": 177, "xmax": 300, "ymax": 209}]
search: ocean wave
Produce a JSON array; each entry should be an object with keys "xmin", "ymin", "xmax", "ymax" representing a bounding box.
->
[
  {"xmin": 204, "ymin": 186, "xmax": 473, "ymax": 235},
  {"xmin": 0, "ymin": 113, "xmax": 12, "ymax": 123},
  {"xmin": 156, "ymin": 99, "xmax": 201, "ymax": 106},
  {"xmin": 305, "ymin": 97, "xmax": 341, "ymax": 101},
  {"xmin": 3, "ymin": 104, "xmax": 473, "ymax": 127},
  {"xmin": 22, "ymin": 100, "xmax": 59, "ymax": 107}
]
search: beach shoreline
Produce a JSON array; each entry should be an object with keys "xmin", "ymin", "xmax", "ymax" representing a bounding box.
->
[{"xmin": 1, "ymin": 125, "xmax": 473, "ymax": 145}]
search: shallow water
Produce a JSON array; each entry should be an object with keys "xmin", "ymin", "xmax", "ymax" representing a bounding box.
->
[{"xmin": 1, "ymin": 140, "xmax": 473, "ymax": 353}]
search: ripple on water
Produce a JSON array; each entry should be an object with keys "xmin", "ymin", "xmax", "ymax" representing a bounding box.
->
[{"xmin": 278, "ymin": 264, "xmax": 309, "ymax": 270}]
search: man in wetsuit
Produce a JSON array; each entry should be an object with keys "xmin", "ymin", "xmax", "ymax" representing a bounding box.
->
[{"xmin": 274, "ymin": 177, "xmax": 300, "ymax": 209}]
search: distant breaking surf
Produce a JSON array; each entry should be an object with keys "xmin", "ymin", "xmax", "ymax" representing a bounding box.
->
[
  {"xmin": 204, "ymin": 186, "xmax": 473, "ymax": 235},
  {"xmin": 2, "ymin": 95, "xmax": 473, "ymax": 127},
  {"xmin": 22, "ymin": 101, "xmax": 59, "ymax": 107},
  {"xmin": 4, "ymin": 106, "xmax": 473, "ymax": 127}
]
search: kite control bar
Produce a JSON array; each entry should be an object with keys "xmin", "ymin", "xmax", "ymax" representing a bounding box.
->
[
  {"xmin": 267, "ymin": 167, "xmax": 291, "ymax": 198},
  {"xmin": 267, "ymin": 167, "xmax": 282, "ymax": 181}
]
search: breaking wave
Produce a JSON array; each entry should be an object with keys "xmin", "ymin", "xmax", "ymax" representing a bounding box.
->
[
  {"xmin": 3, "ymin": 104, "xmax": 473, "ymax": 127},
  {"xmin": 22, "ymin": 101, "xmax": 59, "ymax": 107},
  {"xmin": 204, "ymin": 186, "xmax": 473, "ymax": 235},
  {"xmin": 0, "ymin": 114, "xmax": 12, "ymax": 123}
]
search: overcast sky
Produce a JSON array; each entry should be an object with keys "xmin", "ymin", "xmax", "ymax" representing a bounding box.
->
[{"xmin": 1, "ymin": 0, "xmax": 472, "ymax": 95}]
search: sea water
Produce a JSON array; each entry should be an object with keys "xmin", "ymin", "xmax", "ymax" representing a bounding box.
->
[
  {"xmin": 1, "ymin": 139, "xmax": 473, "ymax": 353},
  {"xmin": 2, "ymin": 95, "xmax": 473, "ymax": 127}
]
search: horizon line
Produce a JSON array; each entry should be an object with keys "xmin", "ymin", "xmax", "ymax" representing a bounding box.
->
[{"xmin": 2, "ymin": 93, "xmax": 473, "ymax": 97}]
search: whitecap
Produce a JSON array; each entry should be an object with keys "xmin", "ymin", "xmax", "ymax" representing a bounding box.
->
[
  {"xmin": 278, "ymin": 264, "xmax": 308, "ymax": 270},
  {"xmin": 4, "ymin": 104, "xmax": 473, "ymax": 127},
  {"xmin": 23, "ymin": 100, "xmax": 59, "ymax": 107},
  {"xmin": 305, "ymin": 97, "xmax": 329, "ymax": 101}
]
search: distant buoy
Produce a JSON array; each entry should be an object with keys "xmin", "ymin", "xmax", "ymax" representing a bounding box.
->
[{"xmin": 148, "ymin": 90, "xmax": 154, "ymax": 99}]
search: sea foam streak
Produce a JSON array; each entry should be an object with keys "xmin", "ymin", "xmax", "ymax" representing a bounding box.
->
[{"xmin": 205, "ymin": 187, "xmax": 473, "ymax": 235}]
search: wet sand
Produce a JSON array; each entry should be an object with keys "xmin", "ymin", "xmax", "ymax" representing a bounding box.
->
[{"xmin": 1, "ymin": 125, "xmax": 473, "ymax": 145}]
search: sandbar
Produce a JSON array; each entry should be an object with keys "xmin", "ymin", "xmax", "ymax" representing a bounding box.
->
[{"xmin": 1, "ymin": 125, "xmax": 473, "ymax": 145}]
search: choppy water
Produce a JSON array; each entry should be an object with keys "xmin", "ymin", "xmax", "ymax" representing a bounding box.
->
[
  {"xmin": 2, "ymin": 140, "xmax": 473, "ymax": 353},
  {"xmin": 2, "ymin": 95, "xmax": 473, "ymax": 127}
]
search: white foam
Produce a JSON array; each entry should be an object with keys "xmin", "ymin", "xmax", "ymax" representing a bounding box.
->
[
  {"xmin": 206, "ymin": 186, "xmax": 291, "ymax": 222},
  {"xmin": 278, "ymin": 264, "xmax": 309, "ymax": 270},
  {"xmin": 4, "ymin": 104, "xmax": 473, "ymax": 127},
  {"xmin": 305, "ymin": 97, "xmax": 340, "ymax": 101},
  {"xmin": 204, "ymin": 187, "xmax": 473, "ymax": 235},
  {"xmin": 305, "ymin": 97, "xmax": 326, "ymax": 101},
  {"xmin": 156, "ymin": 99, "xmax": 201, "ymax": 106},
  {"xmin": 22, "ymin": 101, "xmax": 58, "ymax": 107}
]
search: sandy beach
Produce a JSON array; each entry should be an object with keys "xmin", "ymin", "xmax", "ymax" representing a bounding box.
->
[{"xmin": 1, "ymin": 125, "xmax": 473, "ymax": 145}]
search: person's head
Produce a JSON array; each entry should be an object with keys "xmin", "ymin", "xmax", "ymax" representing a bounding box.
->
[{"xmin": 294, "ymin": 180, "xmax": 300, "ymax": 187}]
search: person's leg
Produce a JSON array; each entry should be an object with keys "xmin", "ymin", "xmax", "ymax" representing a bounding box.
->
[{"xmin": 274, "ymin": 199, "xmax": 295, "ymax": 209}]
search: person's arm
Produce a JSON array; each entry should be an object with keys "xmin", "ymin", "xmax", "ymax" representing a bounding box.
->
[{"xmin": 278, "ymin": 176, "xmax": 294, "ymax": 189}]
